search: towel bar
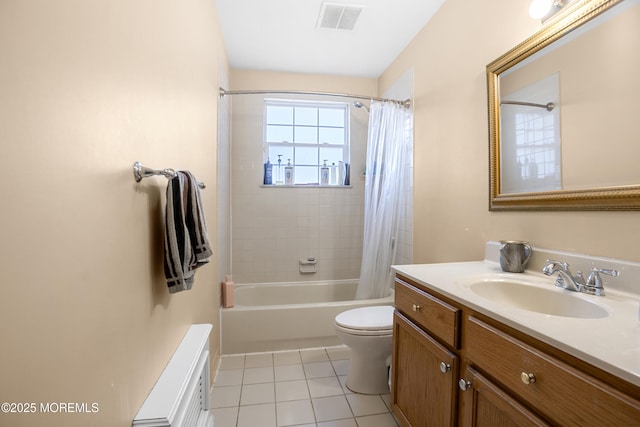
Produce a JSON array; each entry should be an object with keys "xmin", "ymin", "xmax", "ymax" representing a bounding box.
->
[{"xmin": 133, "ymin": 162, "xmax": 205, "ymax": 189}]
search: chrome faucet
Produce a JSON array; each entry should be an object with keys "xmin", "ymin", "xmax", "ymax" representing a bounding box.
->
[
  {"xmin": 542, "ymin": 260, "xmax": 618, "ymax": 296},
  {"xmin": 542, "ymin": 260, "xmax": 585, "ymax": 292},
  {"xmin": 583, "ymin": 268, "xmax": 619, "ymax": 296}
]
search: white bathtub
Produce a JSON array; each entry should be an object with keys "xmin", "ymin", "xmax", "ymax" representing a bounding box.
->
[{"xmin": 221, "ymin": 279, "xmax": 394, "ymax": 354}]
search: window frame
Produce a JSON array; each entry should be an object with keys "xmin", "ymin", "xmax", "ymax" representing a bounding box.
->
[{"xmin": 263, "ymin": 98, "xmax": 350, "ymax": 186}]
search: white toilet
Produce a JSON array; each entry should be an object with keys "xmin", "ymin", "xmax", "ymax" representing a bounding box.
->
[{"xmin": 334, "ymin": 305, "xmax": 395, "ymax": 394}]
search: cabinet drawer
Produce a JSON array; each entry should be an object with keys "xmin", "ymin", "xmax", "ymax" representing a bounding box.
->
[
  {"xmin": 466, "ymin": 316, "xmax": 640, "ymax": 426},
  {"xmin": 395, "ymin": 278, "xmax": 460, "ymax": 348}
]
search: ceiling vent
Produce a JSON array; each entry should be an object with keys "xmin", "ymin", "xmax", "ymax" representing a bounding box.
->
[{"xmin": 317, "ymin": 2, "xmax": 365, "ymax": 31}]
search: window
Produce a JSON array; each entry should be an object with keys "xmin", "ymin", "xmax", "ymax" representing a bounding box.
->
[
  {"xmin": 264, "ymin": 99, "xmax": 349, "ymax": 185},
  {"xmin": 513, "ymin": 110, "xmax": 560, "ymax": 184},
  {"xmin": 500, "ymin": 107, "xmax": 561, "ymax": 193},
  {"xmin": 499, "ymin": 73, "xmax": 561, "ymax": 194}
]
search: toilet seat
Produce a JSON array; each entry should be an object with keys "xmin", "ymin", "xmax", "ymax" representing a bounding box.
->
[{"xmin": 335, "ymin": 306, "xmax": 394, "ymax": 336}]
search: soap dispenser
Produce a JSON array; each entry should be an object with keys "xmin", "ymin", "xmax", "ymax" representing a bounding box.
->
[
  {"xmin": 221, "ymin": 275, "xmax": 234, "ymax": 308},
  {"xmin": 320, "ymin": 160, "xmax": 329, "ymax": 185},
  {"xmin": 285, "ymin": 159, "xmax": 294, "ymax": 185}
]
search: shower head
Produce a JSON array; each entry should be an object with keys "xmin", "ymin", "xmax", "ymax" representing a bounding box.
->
[{"xmin": 353, "ymin": 101, "xmax": 370, "ymax": 112}]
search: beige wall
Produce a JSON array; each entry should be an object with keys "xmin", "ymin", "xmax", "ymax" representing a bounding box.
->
[
  {"xmin": 0, "ymin": 1, "xmax": 226, "ymax": 426},
  {"xmin": 4, "ymin": 0, "xmax": 640, "ymax": 424},
  {"xmin": 229, "ymin": 70, "xmax": 376, "ymax": 283},
  {"xmin": 379, "ymin": 0, "xmax": 640, "ymax": 264}
]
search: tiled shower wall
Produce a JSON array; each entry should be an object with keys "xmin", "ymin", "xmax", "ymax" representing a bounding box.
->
[
  {"xmin": 231, "ymin": 94, "xmax": 369, "ymax": 284},
  {"xmin": 229, "ymin": 68, "xmax": 414, "ymax": 285}
]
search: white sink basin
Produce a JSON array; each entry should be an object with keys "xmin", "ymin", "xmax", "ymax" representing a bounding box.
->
[{"xmin": 469, "ymin": 280, "xmax": 609, "ymax": 319}]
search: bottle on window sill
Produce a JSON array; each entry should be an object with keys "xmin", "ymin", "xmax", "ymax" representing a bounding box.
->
[
  {"xmin": 263, "ymin": 159, "xmax": 272, "ymax": 185},
  {"xmin": 320, "ymin": 160, "xmax": 329, "ymax": 186},
  {"xmin": 285, "ymin": 159, "xmax": 294, "ymax": 185},
  {"xmin": 330, "ymin": 162, "xmax": 338, "ymax": 185}
]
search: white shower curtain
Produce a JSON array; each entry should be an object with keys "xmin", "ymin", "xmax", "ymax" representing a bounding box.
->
[{"xmin": 356, "ymin": 101, "xmax": 412, "ymax": 300}]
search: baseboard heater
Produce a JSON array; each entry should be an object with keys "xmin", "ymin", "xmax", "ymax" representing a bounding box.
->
[{"xmin": 133, "ymin": 324, "xmax": 214, "ymax": 427}]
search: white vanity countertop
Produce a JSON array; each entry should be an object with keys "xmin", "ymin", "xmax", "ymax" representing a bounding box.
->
[{"xmin": 392, "ymin": 259, "xmax": 640, "ymax": 388}]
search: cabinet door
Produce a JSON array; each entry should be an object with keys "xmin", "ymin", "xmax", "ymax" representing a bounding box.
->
[
  {"xmin": 391, "ymin": 311, "xmax": 458, "ymax": 427},
  {"xmin": 458, "ymin": 366, "xmax": 550, "ymax": 427}
]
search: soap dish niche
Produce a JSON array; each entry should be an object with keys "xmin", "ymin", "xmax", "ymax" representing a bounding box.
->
[{"xmin": 300, "ymin": 258, "xmax": 317, "ymax": 274}]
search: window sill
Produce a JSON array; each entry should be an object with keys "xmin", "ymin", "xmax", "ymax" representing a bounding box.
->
[{"xmin": 260, "ymin": 184, "xmax": 353, "ymax": 189}]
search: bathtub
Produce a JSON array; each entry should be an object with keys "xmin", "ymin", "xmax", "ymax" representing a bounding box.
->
[{"xmin": 221, "ymin": 279, "xmax": 394, "ymax": 354}]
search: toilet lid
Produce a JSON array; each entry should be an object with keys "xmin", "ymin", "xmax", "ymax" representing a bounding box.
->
[{"xmin": 335, "ymin": 305, "xmax": 395, "ymax": 331}]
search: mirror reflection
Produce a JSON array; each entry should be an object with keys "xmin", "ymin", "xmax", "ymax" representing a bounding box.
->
[
  {"xmin": 489, "ymin": 0, "xmax": 640, "ymax": 209},
  {"xmin": 500, "ymin": 73, "xmax": 561, "ymax": 193}
]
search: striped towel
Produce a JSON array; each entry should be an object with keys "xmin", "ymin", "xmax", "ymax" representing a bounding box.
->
[{"xmin": 164, "ymin": 171, "xmax": 212, "ymax": 293}]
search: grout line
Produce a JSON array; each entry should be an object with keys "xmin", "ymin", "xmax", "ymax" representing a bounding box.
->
[
  {"xmin": 271, "ymin": 357, "xmax": 278, "ymax": 427},
  {"xmin": 217, "ymin": 347, "xmax": 395, "ymax": 427},
  {"xmin": 306, "ymin": 351, "xmax": 318, "ymax": 424}
]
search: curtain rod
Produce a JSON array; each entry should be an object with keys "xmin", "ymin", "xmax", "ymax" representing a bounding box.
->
[
  {"xmin": 501, "ymin": 100, "xmax": 555, "ymax": 111},
  {"xmin": 219, "ymin": 87, "xmax": 411, "ymax": 109}
]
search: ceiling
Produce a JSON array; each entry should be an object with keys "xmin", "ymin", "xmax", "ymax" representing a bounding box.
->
[{"xmin": 215, "ymin": 0, "xmax": 446, "ymax": 78}]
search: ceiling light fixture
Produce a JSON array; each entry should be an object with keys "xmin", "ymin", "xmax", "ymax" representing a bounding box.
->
[{"xmin": 529, "ymin": 0, "xmax": 575, "ymax": 21}]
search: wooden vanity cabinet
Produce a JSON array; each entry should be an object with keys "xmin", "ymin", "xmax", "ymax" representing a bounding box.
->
[
  {"xmin": 462, "ymin": 315, "xmax": 640, "ymax": 426},
  {"xmin": 392, "ymin": 277, "xmax": 461, "ymax": 427},
  {"xmin": 392, "ymin": 274, "xmax": 640, "ymax": 427}
]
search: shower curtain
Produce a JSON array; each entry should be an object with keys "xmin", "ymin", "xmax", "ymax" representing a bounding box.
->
[{"xmin": 356, "ymin": 101, "xmax": 412, "ymax": 300}]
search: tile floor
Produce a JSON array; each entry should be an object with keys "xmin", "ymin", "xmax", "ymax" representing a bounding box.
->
[{"xmin": 211, "ymin": 346, "xmax": 399, "ymax": 427}]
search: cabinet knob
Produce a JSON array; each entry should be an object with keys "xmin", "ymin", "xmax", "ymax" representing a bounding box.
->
[
  {"xmin": 439, "ymin": 362, "xmax": 451, "ymax": 373},
  {"xmin": 412, "ymin": 304, "xmax": 421, "ymax": 312},
  {"xmin": 520, "ymin": 372, "xmax": 536, "ymax": 385},
  {"xmin": 458, "ymin": 378, "xmax": 472, "ymax": 391}
]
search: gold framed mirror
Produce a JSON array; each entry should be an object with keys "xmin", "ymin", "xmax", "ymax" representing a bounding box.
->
[{"xmin": 488, "ymin": 0, "xmax": 640, "ymax": 210}]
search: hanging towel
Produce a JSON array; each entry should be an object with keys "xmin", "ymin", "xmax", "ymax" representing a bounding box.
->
[{"xmin": 164, "ymin": 171, "xmax": 213, "ymax": 293}]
